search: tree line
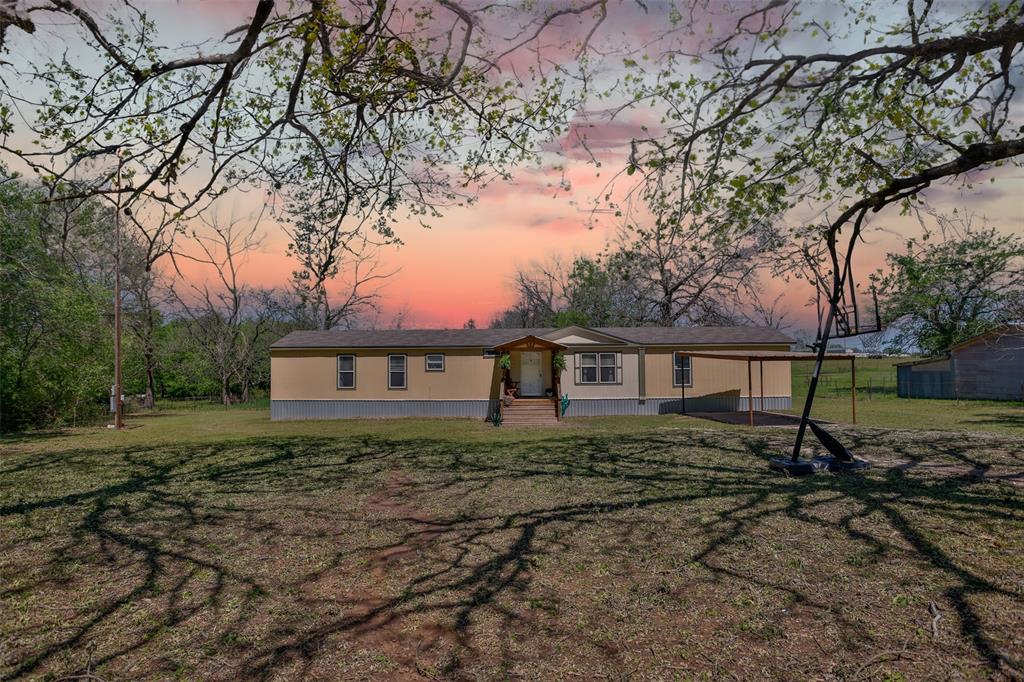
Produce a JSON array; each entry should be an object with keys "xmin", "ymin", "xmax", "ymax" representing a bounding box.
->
[
  {"xmin": 490, "ymin": 210, "xmax": 1024, "ymax": 358},
  {"xmin": 0, "ymin": 174, "xmax": 396, "ymax": 431},
  {"xmin": 5, "ymin": 163, "xmax": 1021, "ymax": 432}
]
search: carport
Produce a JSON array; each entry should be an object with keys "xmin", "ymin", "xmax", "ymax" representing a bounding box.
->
[{"xmin": 677, "ymin": 350, "xmax": 857, "ymax": 427}]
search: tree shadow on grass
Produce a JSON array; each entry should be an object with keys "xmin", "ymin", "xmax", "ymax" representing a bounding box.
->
[
  {"xmin": 963, "ymin": 410, "xmax": 1024, "ymax": 429},
  {"xmin": 1, "ymin": 427, "xmax": 1022, "ymax": 679},
  {"xmin": 0, "ymin": 428, "xmax": 74, "ymax": 445}
]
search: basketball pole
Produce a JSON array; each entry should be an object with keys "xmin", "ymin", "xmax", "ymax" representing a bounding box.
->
[{"xmin": 790, "ymin": 301, "xmax": 837, "ymax": 462}]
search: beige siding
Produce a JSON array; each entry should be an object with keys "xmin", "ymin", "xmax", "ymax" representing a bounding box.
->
[
  {"xmin": 643, "ymin": 346, "xmax": 792, "ymax": 398},
  {"xmin": 271, "ymin": 348, "xmax": 500, "ymax": 400},
  {"xmin": 272, "ymin": 343, "xmax": 795, "ymax": 402}
]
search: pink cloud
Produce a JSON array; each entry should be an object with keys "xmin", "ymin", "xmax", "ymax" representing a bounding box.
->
[
  {"xmin": 545, "ymin": 117, "xmax": 656, "ymax": 161},
  {"xmin": 525, "ymin": 215, "xmax": 592, "ymax": 234}
]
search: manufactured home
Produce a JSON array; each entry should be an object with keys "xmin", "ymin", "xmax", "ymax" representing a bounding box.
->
[{"xmin": 269, "ymin": 325, "xmax": 796, "ymax": 422}]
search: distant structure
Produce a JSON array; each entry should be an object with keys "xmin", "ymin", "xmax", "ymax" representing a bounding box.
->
[{"xmin": 896, "ymin": 324, "xmax": 1024, "ymax": 400}]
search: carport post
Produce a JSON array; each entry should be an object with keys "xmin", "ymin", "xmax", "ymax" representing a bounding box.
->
[
  {"xmin": 851, "ymin": 356, "xmax": 857, "ymax": 424},
  {"xmin": 747, "ymin": 359, "xmax": 754, "ymax": 426},
  {"xmin": 680, "ymin": 353, "xmax": 687, "ymax": 415},
  {"xmin": 759, "ymin": 360, "xmax": 765, "ymax": 414}
]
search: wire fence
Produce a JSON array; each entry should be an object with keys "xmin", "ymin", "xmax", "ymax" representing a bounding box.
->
[
  {"xmin": 151, "ymin": 396, "xmax": 271, "ymax": 412},
  {"xmin": 793, "ymin": 374, "xmax": 898, "ymax": 400}
]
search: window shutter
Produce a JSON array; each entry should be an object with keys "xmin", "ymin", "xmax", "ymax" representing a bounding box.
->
[
  {"xmin": 574, "ymin": 353, "xmax": 581, "ymax": 384},
  {"xmin": 616, "ymin": 353, "xmax": 622, "ymax": 383}
]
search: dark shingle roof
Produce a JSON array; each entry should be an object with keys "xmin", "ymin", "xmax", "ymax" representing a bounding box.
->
[
  {"xmin": 272, "ymin": 326, "xmax": 793, "ymax": 349},
  {"xmin": 271, "ymin": 328, "xmax": 554, "ymax": 349},
  {"xmin": 593, "ymin": 327, "xmax": 794, "ymax": 345}
]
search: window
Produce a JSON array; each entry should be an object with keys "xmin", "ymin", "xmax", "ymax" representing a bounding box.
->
[
  {"xmin": 337, "ymin": 355, "xmax": 356, "ymax": 389},
  {"xmin": 599, "ymin": 353, "xmax": 617, "ymax": 383},
  {"xmin": 425, "ymin": 353, "xmax": 445, "ymax": 372},
  {"xmin": 673, "ymin": 353, "xmax": 692, "ymax": 387},
  {"xmin": 578, "ymin": 352, "xmax": 619, "ymax": 384},
  {"xmin": 579, "ymin": 353, "xmax": 598, "ymax": 383},
  {"xmin": 388, "ymin": 354, "xmax": 407, "ymax": 389}
]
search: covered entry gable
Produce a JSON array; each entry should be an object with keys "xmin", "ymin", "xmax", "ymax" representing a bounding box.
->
[
  {"xmin": 541, "ymin": 325, "xmax": 635, "ymax": 347},
  {"xmin": 492, "ymin": 335, "xmax": 567, "ymax": 352}
]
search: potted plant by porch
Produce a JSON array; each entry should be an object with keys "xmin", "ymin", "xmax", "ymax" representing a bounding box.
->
[
  {"xmin": 553, "ymin": 352, "xmax": 566, "ymax": 373},
  {"xmin": 500, "ymin": 353, "xmax": 514, "ymax": 406},
  {"xmin": 548, "ymin": 352, "xmax": 566, "ymax": 398}
]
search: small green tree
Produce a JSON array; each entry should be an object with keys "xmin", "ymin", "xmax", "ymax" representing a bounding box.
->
[
  {"xmin": 492, "ymin": 255, "xmax": 648, "ymax": 328},
  {"xmin": 878, "ymin": 220, "xmax": 1024, "ymax": 355},
  {"xmin": 563, "ymin": 255, "xmax": 646, "ymax": 326}
]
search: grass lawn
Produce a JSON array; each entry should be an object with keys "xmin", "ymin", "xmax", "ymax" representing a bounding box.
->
[
  {"xmin": 789, "ymin": 357, "xmax": 1024, "ymax": 433},
  {"xmin": 3, "ymin": 410, "xmax": 1023, "ymax": 680}
]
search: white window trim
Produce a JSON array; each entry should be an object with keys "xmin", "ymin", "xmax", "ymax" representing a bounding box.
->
[
  {"xmin": 673, "ymin": 352, "xmax": 693, "ymax": 388},
  {"xmin": 337, "ymin": 354, "xmax": 356, "ymax": 390},
  {"xmin": 578, "ymin": 352, "xmax": 598, "ymax": 384},
  {"xmin": 388, "ymin": 353, "xmax": 407, "ymax": 390},
  {"xmin": 577, "ymin": 352, "xmax": 620, "ymax": 385},
  {"xmin": 598, "ymin": 352, "xmax": 619, "ymax": 384},
  {"xmin": 425, "ymin": 353, "xmax": 445, "ymax": 372}
]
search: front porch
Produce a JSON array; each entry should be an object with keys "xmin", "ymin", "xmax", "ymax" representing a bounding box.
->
[
  {"xmin": 500, "ymin": 397, "xmax": 561, "ymax": 426},
  {"xmin": 493, "ymin": 335, "xmax": 566, "ymax": 424}
]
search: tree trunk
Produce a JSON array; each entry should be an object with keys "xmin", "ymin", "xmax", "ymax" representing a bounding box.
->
[
  {"xmin": 143, "ymin": 363, "xmax": 156, "ymax": 409},
  {"xmin": 142, "ymin": 344, "xmax": 156, "ymax": 409},
  {"xmin": 659, "ymin": 298, "xmax": 673, "ymax": 327}
]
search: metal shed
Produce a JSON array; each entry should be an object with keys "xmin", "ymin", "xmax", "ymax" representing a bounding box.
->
[{"xmin": 896, "ymin": 325, "xmax": 1024, "ymax": 401}]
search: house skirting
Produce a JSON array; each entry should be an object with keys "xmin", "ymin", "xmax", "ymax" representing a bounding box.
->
[
  {"xmin": 563, "ymin": 396, "xmax": 792, "ymax": 417},
  {"xmin": 271, "ymin": 399, "xmax": 500, "ymax": 420},
  {"xmin": 270, "ymin": 396, "xmax": 792, "ymax": 420}
]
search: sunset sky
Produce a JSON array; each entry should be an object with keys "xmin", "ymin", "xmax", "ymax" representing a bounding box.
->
[{"xmin": 8, "ymin": 1, "xmax": 1023, "ymax": 333}]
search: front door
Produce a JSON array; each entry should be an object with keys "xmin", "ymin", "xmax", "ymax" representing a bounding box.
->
[{"xmin": 520, "ymin": 352, "xmax": 543, "ymax": 396}]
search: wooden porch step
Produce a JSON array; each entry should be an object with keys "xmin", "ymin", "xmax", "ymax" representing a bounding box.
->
[
  {"xmin": 504, "ymin": 413, "xmax": 557, "ymax": 417},
  {"xmin": 503, "ymin": 413, "xmax": 559, "ymax": 419},
  {"xmin": 501, "ymin": 398, "xmax": 560, "ymax": 427},
  {"xmin": 503, "ymin": 420, "xmax": 561, "ymax": 426},
  {"xmin": 502, "ymin": 421, "xmax": 560, "ymax": 425}
]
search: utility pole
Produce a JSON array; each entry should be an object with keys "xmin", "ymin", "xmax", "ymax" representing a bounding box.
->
[{"xmin": 113, "ymin": 152, "xmax": 124, "ymax": 429}]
